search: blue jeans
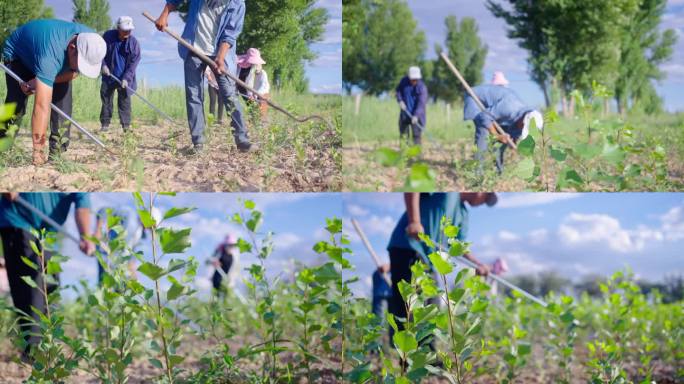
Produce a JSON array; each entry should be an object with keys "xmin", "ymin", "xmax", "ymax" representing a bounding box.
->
[
  {"xmin": 372, "ymin": 295, "xmax": 390, "ymax": 321},
  {"xmin": 475, "ymin": 123, "xmax": 522, "ymax": 174},
  {"xmin": 183, "ymin": 54, "xmax": 249, "ymax": 146}
]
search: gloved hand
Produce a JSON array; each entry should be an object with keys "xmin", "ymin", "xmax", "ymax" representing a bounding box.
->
[
  {"xmin": 121, "ymin": 80, "xmax": 128, "ymax": 89},
  {"xmin": 399, "ymin": 101, "xmax": 407, "ymax": 111},
  {"xmin": 411, "ymin": 116, "xmax": 418, "ymax": 125},
  {"xmin": 101, "ymin": 66, "xmax": 110, "ymax": 76}
]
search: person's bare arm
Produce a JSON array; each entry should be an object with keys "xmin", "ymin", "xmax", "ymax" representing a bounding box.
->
[
  {"xmin": 404, "ymin": 193, "xmax": 423, "ymax": 240},
  {"xmin": 1, "ymin": 193, "xmax": 18, "ymax": 201},
  {"xmin": 54, "ymin": 70, "xmax": 78, "ymax": 83},
  {"xmin": 464, "ymin": 252, "xmax": 490, "ymax": 276},
  {"xmin": 75, "ymin": 208, "xmax": 95, "ymax": 255},
  {"xmin": 31, "ymin": 81, "xmax": 53, "ymax": 148},
  {"xmin": 214, "ymin": 42, "xmax": 230, "ymax": 74},
  {"xmin": 489, "ymin": 124, "xmax": 510, "ymax": 144},
  {"xmin": 94, "ymin": 217, "xmax": 103, "ymax": 241},
  {"xmin": 155, "ymin": 3, "xmax": 177, "ymax": 31}
]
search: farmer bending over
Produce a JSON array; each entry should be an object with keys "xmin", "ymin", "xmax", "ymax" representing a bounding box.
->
[
  {"xmin": 100, "ymin": 16, "xmax": 141, "ymax": 133},
  {"xmin": 387, "ymin": 192, "xmax": 496, "ymax": 339},
  {"xmin": 1, "ymin": 20, "xmax": 106, "ymax": 165},
  {"xmin": 0, "ymin": 193, "xmax": 94, "ymax": 360},
  {"xmin": 464, "ymin": 84, "xmax": 543, "ymax": 174},
  {"xmin": 155, "ymin": 0, "xmax": 254, "ymax": 154},
  {"xmin": 94, "ymin": 206, "xmax": 146, "ymax": 285},
  {"xmin": 396, "ymin": 66, "xmax": 428, "ymax": 146},
  {"xmin": 237, "ymin": 48, "xmax": 270, "ymax": 126}
]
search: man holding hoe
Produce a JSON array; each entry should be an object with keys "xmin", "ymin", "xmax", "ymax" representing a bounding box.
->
[
  {"xmin": 155, "ymin": 0, "xmax": 254, "ymax": 154},
  {"xmin": 0, "ymin": 193, "xmax": 95, "ymax": 359},
  {"xmin": 1, "ymin": 19, "xmax": 106, "ymax": 165},
  {"xmin": 464, "ymin": 83, "xmax": 543, "ymax": 173},
  {"xmin": 100, "ymin": 16, "xmax": 141, "ymax": 133},
  {"xmin": 396, "ymin": 66, "xmax": 428, "ymax": 146},
  {"xmin": 386, "ymin": 192, "xmax": 496, "ymax": 336}
]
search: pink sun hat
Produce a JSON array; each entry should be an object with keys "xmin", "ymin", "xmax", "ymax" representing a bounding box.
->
[
  {"xmin": 224, "ymin": 234, "xmax": 239, "ymax": 245},
  {"xmin": 237, "ymin": 48, "xmax": 266, "ymax": 69},
  {"xmin": 492, "ymin": 258, "xmax": 509, "ymax": 275},
  {"xmin": 491, "ymin": 71, "xmax": 509, "ymax": 86}
]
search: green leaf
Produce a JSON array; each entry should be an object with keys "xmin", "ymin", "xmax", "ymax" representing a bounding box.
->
[
  {"xmin": 602, "ymin": 143, "xmax": 625, "ymax": 164},
  {"xmin": 169, "ymin": 354, "xmax": 184, "ymax": 367},
  {"xmin": 449, "ymin": 241, "xmax": 465, "ymax": 257},
  {"xmin": 405, "ymin": 163, "xmax": 436, "ymax": 191},
  {"xmin": 163, "ymin": 207, "xmax": 196, "ymax": 221},
  {"xmin": 470, "ymin": 298, "xmax": 488, "ymax": 313},
  {"xmin": 138, "ymin": 262, "xmax": 164, "ymax": 281},
  {"xmin": 557, "ymin": 167, "xmax": 584, "ymax": 190},
  {"xmin": 148, "ymin": 358, "xmax": 163, "ymax": 369},
  {"xmin": 393, "ymin": 330, "xmax": 418, "ymax": 353},
  {"xmin": 20, "ymin": 275, "xmax": 38, "ymax": 288},
  {"xmin": 243, "ymin": 200, "xmax": 256, "ymax": 210},
  {"xmin": 46, "ymin": 260, "xmax": 62, "ymax": 274},
  {"xmin": 428, "ymin": 252, "xmax": 453, "ymax": 275},
  {"xmin": 166, "ymin": 282, "xmax": 184, "ymax": 301},
  {"xmin": 517, "ymin": 135, "xmax": 535, "ymax": 157},
  {"xmin": 158, "ymin": 228, "xmax": 192, "ymax": 254},
  {"xmin": 443, "ymin": 225, "xmax": 459, "ymax": 238},
  {"xmin": 21, "ymin": 256, "xmax": 38, "ymax": 271},
  {"xmin": 574, "ymin": 143, "xmax": 601, "ymax": 160},
  {"xmin": 138, "ymin": 210, "xmax": 156, "ymax": 228},
  {"xmin": 405, "ymin": 145, "xmax": 421, "ymax": 159},
  {"xmin": 550, "ymin": 146, "xmax": 567, "ymax": 162},
  {"xmin": 374, "ymin": 147, "xmax": 401, "ymax": 166},
  {"xmin": 510, "ymin": 157, "xmax": 535, "ymax": 179},
  {"xmin": 0, "ymin": 103, "xmax": 16, "ymax": 121}
]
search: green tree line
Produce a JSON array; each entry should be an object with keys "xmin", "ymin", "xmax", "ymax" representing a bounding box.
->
[{"xmin": 344, "ymin": 0, "xmax": 677, "ymax": 115}]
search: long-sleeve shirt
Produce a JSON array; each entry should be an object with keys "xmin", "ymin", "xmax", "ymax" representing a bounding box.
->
[
  {"xmin": 0, "ymin": 193, "xmax": 91, "ymax": 232},
  {"xmin": 464, "ymin": 84, "xmax": 533, "ymax": 130},
  {"xmin": 2, "ymin": 19, "xmax": 92, "ymax": 87},
  {"xmin": 167, "ymin": 0, "xmax": 245, "ymax": 76},
  {"xmin": 245, "ymin": 67, "xmax": 270, "ymax": 96},
  {"xmin": 101, "ymin": 30, "xmax": 141, "ymax": 94},
  {"xmin": 395, "ymin": 76, "xmax": 428, "ymax": 125}
]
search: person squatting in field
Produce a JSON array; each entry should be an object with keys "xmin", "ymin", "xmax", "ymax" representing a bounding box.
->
[
  {"xmin": 1, "ymin": 19, "xmax": 106, "ymax": 165},
  {"xmin": 386, "ymin": 192, "xmax": 496, "ymax": 340},
  {"xmin": 237, "ymin": 48, "xmax": 271, "ymax": 126},
  {"xmin": 155, "ymin": 0, "xmax": 254, "ymax": 154},
  {"xmin": 396, "ymin": 66, "xmax": 428, "ymax": 146},
  {"xmin": 209, "ymin": 234, "xmax": 240, "ymax": 295},
  {"xmin": 464, "ymin": 81, "xmax": 544, "ymax": 174},
  {"xmin": 100, "ymin": 16, "xmax": 141, "ymax": 133},
  {"xmin": 0, "ymin": 193, "xmax": 95, "ymax": 360}
]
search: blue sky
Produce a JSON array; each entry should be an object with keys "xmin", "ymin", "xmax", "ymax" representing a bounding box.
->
[
  {"xmin": 52, "ymin": 193, "xmax": 342, "ymax": 299},
  {"xmin": 344, "ymin": 193, "xmax": 684, "ymax": 295},
  {"xmin": 45, "ymin": 0, "xmax": 341, "ymax": 94},
  {"xmin": 406, "ymin": 0, "xmax": 684, "ymax": 112}
]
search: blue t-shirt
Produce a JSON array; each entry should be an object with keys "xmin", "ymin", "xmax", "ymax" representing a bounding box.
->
[
  {"xmin": 463, "ymin": 84, "xmax": 533, "ymax": 130},
  {"xmin": 0, "ymin": 193, "xmax": 91, "ymax": 232},
  {"xmin": 2, "ymin": 19, "xmax": 93, "ymax": 87},
  {"xmin": 387, "ymin": 193, "xmax": 468, "ymax": 258}
]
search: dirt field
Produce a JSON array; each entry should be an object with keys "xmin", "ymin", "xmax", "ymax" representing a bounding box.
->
[{"xmin": 0, "ymin": 119, "xmax": 340, "ymax": 192}]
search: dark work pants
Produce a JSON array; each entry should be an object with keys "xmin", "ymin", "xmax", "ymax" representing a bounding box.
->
[
  {"xmin": 2, "ymin": 60, "xmax": 73, "ymax": 154},
  {"xmin": 0, "ymin": 228, "xmax": 58, "ymax": 353},
  {"xmin": 212, "ymin": 257, "xmax": 233, "ymax": 293},
  {"xmin": 207, "ymin": 86, "xmax": 224, "ymax": 123},
  {"xmin": 388, "ymin": 247, "xmax": 436, "ymax": 346},
  {"xmin": 399, "ymin": 116, "xmax": 422, "ymax": 145},
  {"xmin": 100, "ymin": 80, "xmax": 132, "ymax": 128}
]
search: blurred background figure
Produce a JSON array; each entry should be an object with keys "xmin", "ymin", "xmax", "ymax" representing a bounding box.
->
[
  {"xmin": 371, "ymin": 263, "xmax": 391, "ymax": 321},
  {"xmin": 237, "ymin": 48, "xmax": 270, "ymax": 125},
  {"xmin": 0, "ymin": 257, "xmax": 8, "ymax": 295},
  {"xmin": 396, "ymin": 66, "xmax": 428, "ymax": 145},
  {"xmin": 490, "ymin": 71, "xmax": 509, "ymax": 87},
  {"xmin": 489, "ymin": 257, "xmax": 509, "ymax": 295},
  {"xmin": 210, "ymin": 234, "xmax": 240, "ymax": 295},
  {"xmin": 205, "ymin": 67, "xmax": 224, "ymax": 125}
]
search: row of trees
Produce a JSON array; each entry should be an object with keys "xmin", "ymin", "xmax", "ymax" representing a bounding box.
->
[
  {"xmin": 343, "ymin": 0, "xmax": 487, "ymax": 104},
  {"xmin": 343, "ymin": 0, "xmax": 676, "ymax": 115}
]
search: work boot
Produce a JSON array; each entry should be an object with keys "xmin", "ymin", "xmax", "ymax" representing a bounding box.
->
[
  {"xmin": 101, "ymin": 124, "xmax": 109, "ymax": 132},
  {"xmin": 190, "ymin": 143, "xmax": 204, "ymax": 155},
  {"xmin": 122, "ymin": 125, "xmax": 130, "ymax": 133},
  {"xmin": 238, "ymin": 142, "xmax": 256, "ymax": 153}
]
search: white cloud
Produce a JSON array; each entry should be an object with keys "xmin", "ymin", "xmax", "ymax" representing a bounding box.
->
[
  {"xmin": 275, "ymin": 233, "xmax": 302, "ymax": 249},
  {"xmin": 346, "ymin": 204, "xmax": 369, "ymax": 217},
  {"xmin": 497, "ymin": 193, "xmax": 580, "ymax": 208},
  {"xmin": 557, "ymin": 213, "xmax": 640, "ymax": 253},
  {"xmin": 528, "ymin": 228, "xmax": 548, "ymax": 244},
  {"xmin": 498, "ymin": 230, "xmax": 519, "ymax": 241}
]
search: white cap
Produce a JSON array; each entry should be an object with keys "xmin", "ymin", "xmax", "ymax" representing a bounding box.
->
[
  {"xmin": 76, "ymin": 33, "xmax": 106, "ymax": 79},
  {"xmin": 408, "ymin": 66, "xmax": 422, "ymax": 80},
  {"xmin": 520, "ymin": 110, "xmax": 544, "ymax": 140},
  {"xmin": 117, "ymin": 16, "xmax": 135, "ymax": 31}
]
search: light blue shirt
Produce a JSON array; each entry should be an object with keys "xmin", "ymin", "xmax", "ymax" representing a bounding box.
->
[
  {"xmin": 2, "ymin": 19, "xmax": 92, "ymax": 87},
  {"xmin": 464, "ymin": 84, "xmax": 533, "ymax": 130},
  {"xmin": 167, "ymin": 0, "xmax": 245, "ymax": 76},
  {"xmin": 0, "ymin": 193, "xmax": 91, "ymax": 232},
  {"xmin": 387, "ymin": 193, "xmax": 468, "ymax": 258}
]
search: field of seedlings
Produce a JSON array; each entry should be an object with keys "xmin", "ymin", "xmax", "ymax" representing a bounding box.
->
[
  {"xmin": 342, "ymin": 95, "xmax": 684, "ymax": 192},
  {"xmin": 0, "ymin": 79, "xmax": 341, "ymax": 192},
  {"xmin": 0, "ymin": 194, "xmax": 681, "ymax": 383}
]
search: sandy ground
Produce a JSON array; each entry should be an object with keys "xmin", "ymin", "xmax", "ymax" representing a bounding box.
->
[
  {"xmin": 342, "ymin": 140, "xmax": 684, "ymax": 192},
  {"xmin": 0, "ymin": 119, "xmax": 340, "ymax": 192}
]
